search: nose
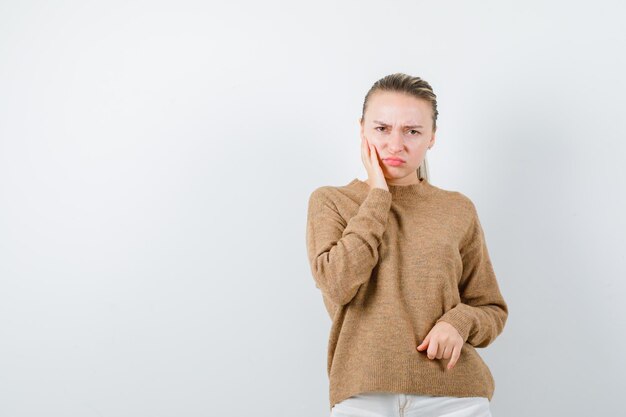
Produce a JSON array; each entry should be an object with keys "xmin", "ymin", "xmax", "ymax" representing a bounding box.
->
[{"xmin": 387, "ymin": 130, "xmax": 404, "ymax": 152}]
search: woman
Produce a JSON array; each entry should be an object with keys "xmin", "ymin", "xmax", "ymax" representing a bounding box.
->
[{"xmin": 305, "ymin": 73, "xmax": 509, "ymax": 417}]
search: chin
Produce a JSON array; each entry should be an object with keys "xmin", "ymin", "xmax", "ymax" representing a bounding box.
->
[{"xmin": 384, "ymin": 169, "xmax": 415, "ymax": 180}]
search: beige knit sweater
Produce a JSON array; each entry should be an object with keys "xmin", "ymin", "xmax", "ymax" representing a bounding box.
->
[{"xmin": 305, "ymin": 177, "xmax": 509, "ymax": 411}]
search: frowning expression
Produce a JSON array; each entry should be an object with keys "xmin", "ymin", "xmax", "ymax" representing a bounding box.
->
[{"xmin": 359, "ymin": 91, "xmax": 436, "ymax": 183}]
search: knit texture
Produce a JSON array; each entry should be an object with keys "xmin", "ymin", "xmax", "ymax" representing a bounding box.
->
[{"xmin": 305, "ymin": 177, "xmax": 509, "ymax": 412}]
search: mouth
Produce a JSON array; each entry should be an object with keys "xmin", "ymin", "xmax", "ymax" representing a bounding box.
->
[{"xmin": 382, "ymin": 158, "xmax": 405, "ymax": 166}]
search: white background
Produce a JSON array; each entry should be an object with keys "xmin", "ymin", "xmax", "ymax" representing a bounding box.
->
[{"xmin": 1, "ymin": 1, "xmax": 625, "ymax": 416}]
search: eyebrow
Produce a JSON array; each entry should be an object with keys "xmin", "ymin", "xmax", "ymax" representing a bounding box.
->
[{"xmin": 373, "ymin": 120, "xmax": 424, "ymax": 129}]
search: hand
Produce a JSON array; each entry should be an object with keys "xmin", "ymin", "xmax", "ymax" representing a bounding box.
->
[
  {"xmin": 360, "ymin": 136, "xmax": 388, "ymax": 191},
  {"xmin": 416, "ymin": 321, "xmax": 464, "ymax": 370}
]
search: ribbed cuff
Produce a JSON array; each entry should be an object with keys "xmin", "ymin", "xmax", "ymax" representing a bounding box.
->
[
  {"xmin": 360, "ymin": 187, "xmax": 392, "ymax": 222},
  {"xmin": 436, "ymin": 303, "xmax": 474, "ymax": 342}
]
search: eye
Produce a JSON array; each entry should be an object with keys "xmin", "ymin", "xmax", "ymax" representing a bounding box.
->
[
  {"xmin": 409, "ymin": 130, "xmax": 421, "ymax": 135},
  {"xmin": 375, "ymin": 126, "xmax": 385, "ymax": 131}
]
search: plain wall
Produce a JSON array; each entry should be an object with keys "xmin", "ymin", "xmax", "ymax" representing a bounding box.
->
[{"xmin": 1, "ymin": 1, "xmax": 625, "ymax": 416}]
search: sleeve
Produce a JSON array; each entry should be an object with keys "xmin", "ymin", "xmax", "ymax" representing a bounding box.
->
[
  {"xmin": 435, "ymin": 200, "xmax": 509, "ymax": 348},
  {"xmin": 305, "ymin": 186, "xmax": 392, "ymax": 306}
]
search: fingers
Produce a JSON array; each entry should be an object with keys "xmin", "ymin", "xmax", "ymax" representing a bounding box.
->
[
  {"xmin": 426, "ymin": 339, "xmax": 438, "ymax": 360},
  {"xmin": 448, "ymin": 345, "xmax": 461, "ymax": 370},
  {"xmin": 369, "ymin": 142, "xmax": 379, "ymax": 166},
  {"xmin": 435, "ymin": 343, "xmax": 445, "ymax": 360},
  {"xmin": 417, "ymin": 324, "xmax": 463, "ymax": 370},
  {"xmin": 362, "ymin": 136, "xmax": 372, "ymax": 158},
  {"xmin": 440, "ymin": 344, "xmax": 452, "ymax": 360},
  {"xmin": 362, "ymin": 137, "xmax": 387, "ymax": 190},
  {"xmin": 419, "ymin": 338, "xmax": 462, "ymax": 371},
  {"xmin": 416, "ymin": 335, "xmax": 428, "ymax": 351},
  {"xmin": 360, "ymin": 137, "xmax": 370, "ymax": 168},
  {"xmin": 362, "ymin": 136, "xmax": 380, "ymax": 178},
  {"xmin": 367, "ymin": 141, "xmax": 383, "ymax": 176},
  {"xmin": 361, "ymin": 138, "xmax": 372, "ymax": 162}
]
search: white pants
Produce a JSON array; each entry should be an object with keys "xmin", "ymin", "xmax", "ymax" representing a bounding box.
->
[{"xmin": 330, "ymin": 392, "xmax": 492, "ymax": 417}]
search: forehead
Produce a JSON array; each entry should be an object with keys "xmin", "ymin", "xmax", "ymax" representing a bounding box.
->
[{"xmin": 367, "ymin": 91, "xmax": 431, "ymax": 125}]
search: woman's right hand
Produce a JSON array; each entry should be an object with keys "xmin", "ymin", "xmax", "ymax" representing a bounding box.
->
[{"xmin": 361, "ymin": 136, "xmax": 389, "ymax": 191}]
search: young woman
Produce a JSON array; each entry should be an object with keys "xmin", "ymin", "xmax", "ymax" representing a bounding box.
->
[{"xmin": 306, "ymin": 73, "xmax": 509, "ymax": 417}]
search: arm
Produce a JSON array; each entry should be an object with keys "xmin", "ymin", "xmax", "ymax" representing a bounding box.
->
[
  {"xmin": 435, "ymin": 201, "xmax": 509, "ymax": 348},
  {"xmin": 306, "ymin": 186, "xmax": 392, "ymax": 306}
]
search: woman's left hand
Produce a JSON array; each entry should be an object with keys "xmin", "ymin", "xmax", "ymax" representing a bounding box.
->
[{"xmin": 416, "ymin": 321, "xmax": 464, "ymax": 370}]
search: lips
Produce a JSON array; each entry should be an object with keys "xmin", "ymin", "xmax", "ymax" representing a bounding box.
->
[{"xmin": 383, "ymin": 158, "xmax": 405, "ymax": 167}]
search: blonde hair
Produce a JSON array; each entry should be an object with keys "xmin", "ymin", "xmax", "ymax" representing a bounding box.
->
[{"xmin": 360, "ymin": 73, "xmax": 438, "ymax": 182}]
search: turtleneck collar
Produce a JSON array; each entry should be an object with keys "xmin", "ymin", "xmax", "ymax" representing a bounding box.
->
[{"xmin": 349, "ymin": 177, "xmax": 436, "ymax": 199}]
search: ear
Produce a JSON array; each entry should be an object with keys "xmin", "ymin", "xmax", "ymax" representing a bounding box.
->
[{"xmin": 429, "ymin": 130, "xmax": 436, "ymax": 148}]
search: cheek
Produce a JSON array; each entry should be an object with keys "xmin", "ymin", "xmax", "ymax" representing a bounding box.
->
[
  {"xmin": 408, "ymin": 148, "xmax": 427, "ymax": 164},
  {"xmin": 369, "ymin": 133, "xmax": 383, "ymax": 143},
  {"xmin": 369, "ymin": 137, "xmax": 385, "ymax": 150}
]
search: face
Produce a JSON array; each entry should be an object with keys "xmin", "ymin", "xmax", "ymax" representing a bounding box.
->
[{"xmin": 359, "ymin": 91, "xmax": 436, "ymax": 184}]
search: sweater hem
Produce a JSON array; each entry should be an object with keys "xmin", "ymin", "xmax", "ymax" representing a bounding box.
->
[{"xmin": 328, "ymin": 353, "xmax": 495, "ymax": 411}]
